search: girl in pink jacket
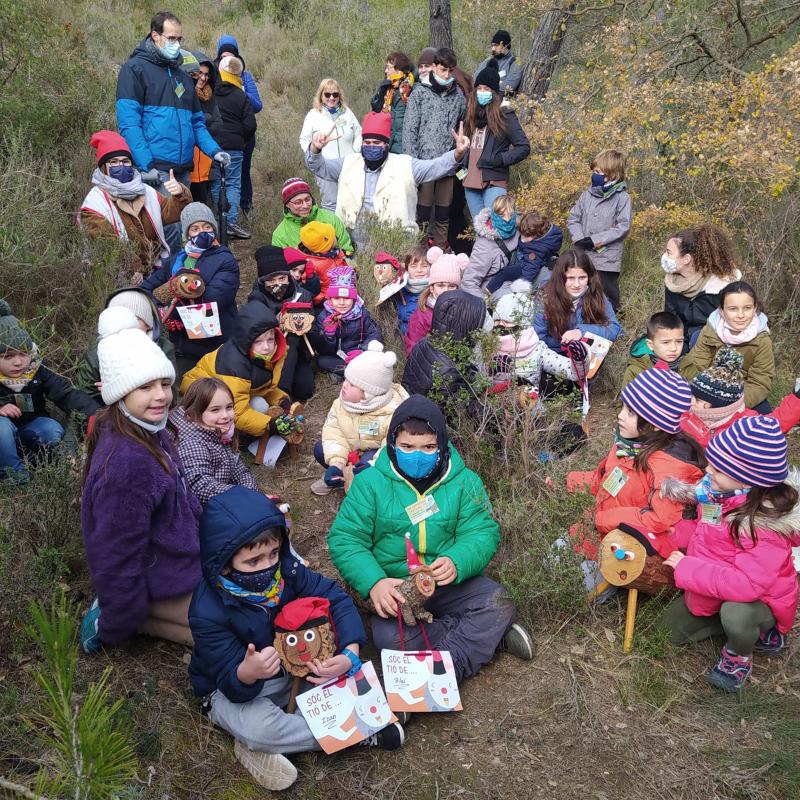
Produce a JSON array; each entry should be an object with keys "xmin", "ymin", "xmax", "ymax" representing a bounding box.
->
[{"xmin": 660, "ymin": 415, "xmax": 800, "ymax": 692}]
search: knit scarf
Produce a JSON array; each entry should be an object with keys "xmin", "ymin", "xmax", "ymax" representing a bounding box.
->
[
  {"xmin": 341, "ymin": 388, "xmax": 393, "ymax": 415},
  {"xmin": 217, "ymin": 569, "xmax": 284, "ymax": 607},
  {"xmin": 496, "ymin": 328, "xmax": 539, "ymax": 359},
  {"xmin": 0, "ymin": 346, "xmax": 41, "ymax": 391},
  {"xmin": 570, "ymin": 287, "xmax": 588, "ymax": 309},
  {"xmin": 615, "ymin": 427, "xmax": 643, "ymax": 459},
  {"xmin": 383, "ymin": 72, "xmax": 414, "ymax": 112},
  {"xmin": 196, "ymin": 82, "xmax": 213, "ymax": 102},
  {"xmin": 91, "ymin": 166, "xmax": 146, "ymax": 202},
  {"xmin": 220, "ymin": 69, "xmax": 243, "ymax": 89},
  {"xmin": 664, "ymin": 269, "xmax": 707, "ymax": 300},
  {"xmin": 601, "ymin": 180, "xmax": 627, "ymax": 199},
  {"xmin": 694, "ymin": 397, "xmax": 746, "ymax": 431},
  {"xmin": 322, "ymin": 296, "xmax": 364, "ymax": 322},
  {"xmin": 406, "ymin": 278, "xmax": 428, "ymax": 295},
  {"xmin": 714, "ymin": 312, "xmax": 762, "ymax": 346}
]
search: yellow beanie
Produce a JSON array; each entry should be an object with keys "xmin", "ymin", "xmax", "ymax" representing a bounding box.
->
[{"xmin": 300, "ymin": 221, "xmax": 336, "ymax": 254}]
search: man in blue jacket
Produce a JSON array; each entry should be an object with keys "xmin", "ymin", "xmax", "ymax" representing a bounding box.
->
[{"xmin": 116, "ymin": 11, "xmax": 229, "ymax": 250}]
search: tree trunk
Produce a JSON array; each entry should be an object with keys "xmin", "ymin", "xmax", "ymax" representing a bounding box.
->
[
  {"xmin": 521, "ymin": 6, "xmax": 574, "ymax": 100},
  {"xmin": 429, "ymin": 0, "xmax": 453, "ymax": 50}
]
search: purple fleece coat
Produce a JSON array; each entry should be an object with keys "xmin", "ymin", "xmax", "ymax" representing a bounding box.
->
[{"xmin": 81, "ymin": 427, "xmax": 202, "ymax": 646}]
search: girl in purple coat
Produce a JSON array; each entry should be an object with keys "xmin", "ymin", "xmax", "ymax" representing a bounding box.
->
[
  {"xmin": 79, "ymin": 307, "xmax": 202, "ymax": 653},
  {"xmin": 660, "ymin": 415, "xmax": 800, "ymax": 692}
]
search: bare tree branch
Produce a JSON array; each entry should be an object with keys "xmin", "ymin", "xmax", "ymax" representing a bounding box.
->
[{"xmin": 690, "ymin": 31, "xmax": 747, "ymax": 77}]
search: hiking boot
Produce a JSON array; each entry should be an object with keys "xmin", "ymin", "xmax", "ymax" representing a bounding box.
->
[
  {"xmin": 358, "ymin": 722, "xmax": 405, "ymax": 751},
  {"xmin": 707, "ymin": 647, "xmax": 752, "ymax": 692},
  {"xmin": 754, "ymin": 627, "xmax": 787, "ymax": 656},
  {"xmin": 233, "ymin": 740, "xmax": 297, "ymax": 790},
  {"xmin": 310, "ymin": 477, "xmax": 339, "ymax": 496},
  {"xmin": 499, "ymin": 622, "xmax": 537, "ymax": 661},
  {"xmin": 227, "ymin": 222, "xmax": 252, "ymax": 239}
]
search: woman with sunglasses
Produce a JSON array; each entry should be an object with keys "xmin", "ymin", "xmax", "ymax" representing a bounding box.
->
[{"xmin": 299, "ymin": 79, "xmax": 362, "ymax": 211}]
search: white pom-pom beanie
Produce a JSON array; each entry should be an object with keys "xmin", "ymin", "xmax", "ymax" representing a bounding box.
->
[
  {"xmin": 344, "ymin": 341, "xmax": 397, "ymax": 409},
  {"xmin": 97, "ymin": 307, "xmax": 175, "ymax": 406}
]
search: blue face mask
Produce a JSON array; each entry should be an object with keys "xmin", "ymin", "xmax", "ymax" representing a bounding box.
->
[
  {"xmin": 109, "ymin": 165, "xmax": 135, "ymax": 184},
  {"xmin": 490, "ymin": 210, "xmax": 517, "ymax": 239},
  {"xmin": 476, "ymin": 90, "xmax": 493, "ymax": 106},
  {"xmin": 362, "ymin": 144, "xmax": 387, "ymax": 165},
  {"xmin": 189, "ymin": 231, "xmax": 215, "ymax": 250},
  {"xmin": 228, "ymin": 564, "xmax": 279, "ymax": 593},
  {"xmin": 695, "ymin": 473, "xmax": 750, "ymax": 504},
  {"xmin": 433, "ymin": 72, "xmax": 455, "ymax": 87},
  {"xmin": 591, "ymin": 172, "xmax": 605, "ymax": 188},
  {"xmin": 396, "ymin": 448, "xmax": 439, "ymax": 480},
  {"xmin": 159, "ymin": 40, "xmax": 182, "ymax": 60}
]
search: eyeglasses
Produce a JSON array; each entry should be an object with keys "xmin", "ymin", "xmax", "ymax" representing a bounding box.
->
[
  {"xmin": 159, "ymin": 33, "xmax": 183, "ymax": 43},
  {"xmin": 288, "ymin": 196, "xmax": 313, "ymax": 206},
  {"xmin": 106, "ymin": 157, "xmax": 133, "ymax": 167},
  {"xmin": 323, "ymin": 92, "xmax": 340, "ymax": 99}
]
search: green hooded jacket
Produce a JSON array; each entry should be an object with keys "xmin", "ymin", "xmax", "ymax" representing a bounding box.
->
[
  {"xmin": 621, "ymin": 334, "xmax": 694, "ymax": 388},
  {"xmin": 271, "ymin": 204, "xmax": 354, "ymax": 254}
]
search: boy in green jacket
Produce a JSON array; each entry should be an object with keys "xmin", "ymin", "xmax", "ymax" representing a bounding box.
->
[{"xmin": 327, "ymin": 394, "xmax": 534, "ymax": 680}]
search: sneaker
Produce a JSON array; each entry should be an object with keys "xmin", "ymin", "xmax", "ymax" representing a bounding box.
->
[
  {"xmin": 754, "ymin": 627, "xmax": 787, "ymax": 656},
  {"xmin": 227, "ymin": 222, "xmax": 252, "ymax": 239},
  {"xmin": 394, "ymin": 711, "xmax": 413, "ymax": 726},
  {"xmin": 233, "ymin": 740, "xmax": 297, "ymax": 790},
  {"xmin": 359, "ymin": 722, "xmax": 405, "ymax": 751},
  {"xmin": 707, "ymin": 647, "xmax": 752, "ymax": 692},
  {"xmin": 310, "ymin": 477, "xmax": 335, "ymax": 496},
  {"xmin": 499, "ymin": 622, "xmax": 537, "ymax": 661}
]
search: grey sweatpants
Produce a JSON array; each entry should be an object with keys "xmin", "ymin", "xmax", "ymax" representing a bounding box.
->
[
  {"xmin": 370, "ymin": 576, "xmax": 516, "ymax": 682},
  {"xmin": 208, "ymin": 672, "xmax": 321, "ymax": 754},
  {"xmin": 658, "ymin": 594, "xmax": 776, "ymax": 656}
]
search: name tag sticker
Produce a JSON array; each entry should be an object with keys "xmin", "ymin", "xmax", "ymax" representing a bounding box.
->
[
  {"xmin": 700, "ymin": 503, "xmax": 723, "ymax": 525},
  {"xmin": 455, "ymin": 168, "xmax": 468, "ymax": 181},
  {"xmin": 13, "ymin": 393, "xmax": 34, "ymax": 413},
  {"xmin": 601, "ymin": 466, "xmax": 627, "ymax": 497},
  {"xmin": 358, "ymin": 420, "xmax": 380, "ymax": 436},
  {"xmin": 174, "ymin": 81, "xmax": 185, "ymax": 98},
  {"xmin": 405, "ymin": 495, "xmax": 440, "ymax": 525}
]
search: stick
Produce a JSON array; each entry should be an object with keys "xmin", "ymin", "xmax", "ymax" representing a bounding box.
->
[
  {"xmin": 303, "ymin": 334, "xmax": 315, "ymax": 356},
  {"xmin": 623, "ymin": 588, "xmax": 638, "ymax": 654},
  {"xmin": 286, "ymin": 675, "xmax": 302, "ymax": 714},
  {"xmin": 586, "ymin": 580, "xmax": 611, "ymax": 604}
]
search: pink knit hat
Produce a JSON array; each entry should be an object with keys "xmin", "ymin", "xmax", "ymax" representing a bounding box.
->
[
  {"xmin": 326, "ymin": 265, "xmax": 358, "ymax": 299},
  {"xmin": 427, "ymin": 246, "xmax": 468, "ymax": 287}
]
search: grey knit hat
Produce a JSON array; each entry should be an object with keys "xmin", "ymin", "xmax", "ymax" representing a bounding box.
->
[
  {"xmin": 0, "ymin": 299, "xmax": 34, "ymax": 354},
  {"xmin": 181, "ymin": 202, "xmax": 219, "ymax": 240}
]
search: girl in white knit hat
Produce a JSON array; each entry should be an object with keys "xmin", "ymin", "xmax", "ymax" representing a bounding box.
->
[
  {"xmin": 79, "ymin": 307, "xmax": 202, "ymax": 654},
  {"xmin": 311, "ymin": 341, "xmax": 409, "ymax": 495}
]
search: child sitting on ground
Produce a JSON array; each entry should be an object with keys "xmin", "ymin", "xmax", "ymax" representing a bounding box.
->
[
  {"xmin": 189, "ymin": 487, "xmax": 403, "ymax": 792},
  {"xmin": 487, "ymin": 210, "xmax": 563, "ymax": 297},
  {"xmin": 659, "ymin": 416, "xmax": 800, "ymax": 692},
  {"xmin": 328, "ymin": 394, "xmax": 535, "ymax": 683},
  {"xmin": 622, "ymin": 311, "xmax": 694, "ymax": 387},
  {"xmin": 565, "ymin": 368, "xmax": 705, "ymax": 593},
  {"xmin": 311, "ymin": 342, "xmax": 409, "ymax": 496},
  {"xmin": 170, "ymin": 377, "xmax": 259, "ymax": 505},
  {"xmin": 316, "ymin": 266, "xmax": 381, "ymax": 378},
  {"xmin": 299, "ymin": 221, "xmax": 350, "ymax": 306},
  {"xmin": 287, "ymin": 247, "xmax": 321, "ymax": 301},
  {"xmin": 0, "ymin": 301, "xmax": 98, "ymax": 483},
  {"xmin": 461, "ymin": 194, "xmax": 519, "ymax": 297},
  {"xmin": 396, "ymin": 244, "xmax": 431, "ymax": 335},
  {"xmin": 404, "ymin": 247, "xmax": 467, "ymax": 356},
  {"xmin": 686, "ymin": 281, "xmax": 774, "ymax": 413}
]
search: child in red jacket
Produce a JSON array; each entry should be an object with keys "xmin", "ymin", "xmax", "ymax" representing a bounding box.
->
[{"xmin": 660, "ymin": 416, "xmax": 800, "ymax": 692}]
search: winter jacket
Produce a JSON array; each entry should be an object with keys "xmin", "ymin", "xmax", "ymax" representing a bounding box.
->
[
  {"xmin": 116, "ymin": 37, "xmax": 221, "ymax": 172},
  {"xmin": 469, "ymin": 109, "xmax": 530, "ymax": 183},
  {"xmin": 181, "ymin": 302, "xmax": 288, "ymax": 437},
  {"xmin": 402, "ymin": 82, "xmax": 466, "ymax": 161},
  {"xmin": 684, "ymin": 310, "xmax": 774, "ymax": 409},
  {"xmin": 370, "ymin": 79, "xmax": 414, "ymax": 154},
  {"xmin": 299, "ymin": 106, "xmax": 362, "ymax": 159},
  {"xmin": 664, "ymin": 474, "xmax": 800, "ymax": 633},
  {"xmin": 393, "ymin": 287, "xmax": 422, "ymax": 336},
  {"xmin": 141, "ymin": 244, "xmax": 240, "ymax": 360},
  {"xmin": 301, "ymin": 251, "xmax": 351, "ymax": 306},
  {"xmin": 316, "ymin": 306, "xmax": 381, "ymax": 356},
  {"xmin": 487, "ymin": 224, "xmax": 562, "ymax": 292},
  {"xmin": 328, "ymin": 395, "xmax": 500, "ymax": 598},
  {"xmin": 169, "ymin": 406, "xmax": 258, "ymax": 505},
  {"xmin": 566, "ymin": 184, "xmax": 632, "ymax": 274},
  {"xmin": 213, "ymin": 81, "xmax": 257, "ymax": 152},
  {"xmin": 74, "ymin": 287, "xmax": 178, "ymax": 405},
  {"xmin": 189, "ymin": 53, "xmax": 223, "ymax": 184},
  {"xmin": 81, "ymin": 426, "xmax": 202, "ymax": 646},
  {"xmin": 533, "ymin": 296, "xmax": 623, "ymax": 353},
  {"xmin": 461, "ymin": 207, "xmax": 520, "ymax": 297},
  {"xmin": 475, "ymin": 51, "xmax": 523, "ymax": 95},
  {"xmin": 566, "ymin": 437, "xmax": 704, "ymax": 559},
  {"xmin": 621, "ymin": 335, "xmax": 695, "ymax": 388},
  {"xmin": 404, "ymin": 303, "xmax": 433, "ymax": 357},
  {"xmin": 271, "ymin": 204, "xmax": 354, "ymax": 255},
  {"xmin": 189, "ymin": 487, "xmax": 366, "ymax": 701},
  {"xmin": 321, "ymin": 384, "xmax": 409, "ymax": 468},
  {"xmin": 215, "ymin": 35, "xmax": 263, "ymax": 114}
]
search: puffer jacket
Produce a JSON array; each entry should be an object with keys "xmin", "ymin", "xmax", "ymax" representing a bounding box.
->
[
  {"xmin": 328, "ymin": 395, "xmax": 499, "ymax": 598},
  {"xmin": 213, "ymin": 80, "xmax": 257, "ymax": 152},
  {"xmin": 316, "ymin": 305, "xmax": 381, "ymax": 356},
  {"xmin": 116, "ymin": 37, "xmax": 221, "ymax": 172},
  {"xmin": 321, "ymin": 384, "xmax": 409, "ymax": 467},
  {"xmin": 271, "ymin": 204, "xmax": 354, "ymax": 255},
  {"xmin": 487, "ymin": 223, "xmax": 563, "ymax": 292},
  {"xmin": 461, "ymin": 207, "xmax": 520, "ymax": 297},
  {"xmin": 189, "ymin": 487, "xmax": 366, "ymax": 701},
  {"xmin": 393, "ymin": 286, "xmax": 422, "ymax": 335},
  {"xmin": 683, "ymin": 310, "xmax": 774, "ymax": 409},
  {"xmin": 302, "ymin": 251, "xmax": 351, "ymax": 306},
  {"xmin": 402, "ymin": 82, "xmax": 466, "ymax": 160},
  {"xmin": 566, "ymin": 183, "xmax": 632, "ymax": 274},
  {"xmin": 663, "ymin": 472, "xmax": 800, "ymax": 633},
  {"xmin": 180, "ymin": 301, "xmax": 288, "ymax": 437},
  {"xmin": 567, "ymin": 436, "xmax": 705, "ymax": 559}
]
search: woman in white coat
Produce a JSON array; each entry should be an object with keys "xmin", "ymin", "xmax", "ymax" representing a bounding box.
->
[{"xmin": 299, "ymin": 79, "xmax": 362, "ymax": 211}]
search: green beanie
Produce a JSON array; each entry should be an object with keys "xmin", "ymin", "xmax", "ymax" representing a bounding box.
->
[{"xmin": 0, "ymin": 300, "xmax": 34, "ymax": 354}]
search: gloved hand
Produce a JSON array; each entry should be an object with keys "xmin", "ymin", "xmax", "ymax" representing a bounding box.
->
[
  {"xmin": 574, "ymin": 237, "xmax": 595, "ymax": 251},
  {"xmin": 323, "ymin": 314, "xmax": 341, "ymax": 335},
  {"xmin": 352, "ymin": 460, "xmax": 371, "ymax": 474},
  {"xmin": 269, "ymin": 414, "xmax": 303, "ymax": 436},
  {"xmin": 214, "ymin": 151, "xmax": 232, "ymax": 167},
  {"xmin": 324, "ymin": 465, "xmax": 345, "ymax": 487},
  {"xmin": 80, "ymin": 598, "xmax": 102, "ymax": 654},
  {"xmin": 141, "ymin": 168, "xmax": 160, "ymax": 184}
]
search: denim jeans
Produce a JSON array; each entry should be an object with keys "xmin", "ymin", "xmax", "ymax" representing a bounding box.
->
[
  {"xmin": 465, "ymin": 186, "xmax": 507, "ymax": 220},
  {"xmin": 150, "ymin": 169, "xmax": 191, "ymax": 254},
  {"xmin": 210, "ymin": 150, "xmax": 244, "ymax": 226},
  {"xmin": 0, "ymin": 415, "xmax": 64, "ymax": 481}
]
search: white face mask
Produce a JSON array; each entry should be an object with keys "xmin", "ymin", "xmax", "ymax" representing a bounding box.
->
[{"xmin": 661, "ymin": 252, "xmax": 679, "ymax": 274}]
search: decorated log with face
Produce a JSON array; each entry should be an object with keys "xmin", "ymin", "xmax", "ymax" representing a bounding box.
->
[
  {"xmin": 373, "ymin": 251, "xmax": 402, "ymax": 287},
  {"xmin": 398, "ymin": 532, "xmax": 437, "ymax": 625},
  {"xmin": 598, "ymin": 526, "xmax": 675, "ymax": 593},
  {"xmin": 273, "ymin": 597, "xmax": 336, "ymax": 677},
  {"xmin": 279, "ymin": 301, "xmax": 315, "ymax": 336},
  {"xmin": 169, "ymin": 268, "xmax": 206, "ymax": 300}
]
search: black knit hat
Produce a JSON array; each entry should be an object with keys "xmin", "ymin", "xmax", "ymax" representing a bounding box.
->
[
  {"xmin": 474, "ymin": 58, "xmax": 501, "ymax": 94},
  {"xmin": 492, "ymin": 29, "xmax": 511, "ymax": 46},
  {"xmin": 254, "ymin": 245, "xmax": 290, "ymax": 279},
  {"xmin": 691, "ymin": 347, "xmax": 745, "ymax": 407}
]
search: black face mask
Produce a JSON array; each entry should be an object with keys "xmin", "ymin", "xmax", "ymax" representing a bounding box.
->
[
  {"xmin": 261, "ymin": 279, "xmax": 290, "ymax": 299},
  {"xmin": 227, "ymin": 564, "xmax": 279, "ymax": 592}
]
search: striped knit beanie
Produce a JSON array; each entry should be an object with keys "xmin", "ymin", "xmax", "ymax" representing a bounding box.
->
[
  {"xmin": 706, "ymin": 415, "xmax": 788, "ymax": 487},
  {"xmin": 620, "ymin": 366, "xmax": 691, "ymax": 434},
  {"xmin": 281, "ymin": 177, "xmax": 312, "ymax": 204}
]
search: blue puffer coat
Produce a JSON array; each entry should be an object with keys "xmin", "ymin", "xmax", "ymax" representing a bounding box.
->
[
  {"xmin": 393, "ymin": 287, "xmax": 421, "ymax": 336},
  {"xmin": 316, "ymin": 306, "xmax": 382, "ymax": 355},
  {"xmin": 188, "ymin": 487, "xmax": 367, "ymax": 702},
  {"xmin": 116, "ymin": 37, "xmax": 221, "ymax": 172}
]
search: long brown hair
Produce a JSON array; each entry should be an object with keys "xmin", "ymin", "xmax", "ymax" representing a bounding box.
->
[
  {"xmin": 725, "ymin": 483, "xmax": 799, "ymax": 548},
  {"xmin": 82, "ymin": 404, "xmax": 173, "ymax": 488},
  {"xmin": 464, "ymin": 88, "xmax": 507, "ymax": 138},
  {"xmin": 543, "ymin": 249, "xmax": 609, "ymax": 340},
  {"xmin": 632, "ymin": 420, "xmax": 706, "ymax": 474},
  {"xmin": 180, "ymin": 377, "xmax": 239, "ymax": 452}
]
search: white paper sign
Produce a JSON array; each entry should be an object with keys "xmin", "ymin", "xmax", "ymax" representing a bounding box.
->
[
  {"xmin": 297, "ymin": 661, "xmax": 396, "ymax": 754},
  {"xmin": 381, "ymin": 649, "xmax": 462, "ymax": 713},
  {"xmin": 377, "ymin": 274, "xmax": 408, "ymax": 305},
  {"xmin": 176, "ymin": 301, "xmax": 222, "ymax": 339},
  {"xmin": 248, "ymin": 435, "xmax": 286, "ymax": 468}
]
